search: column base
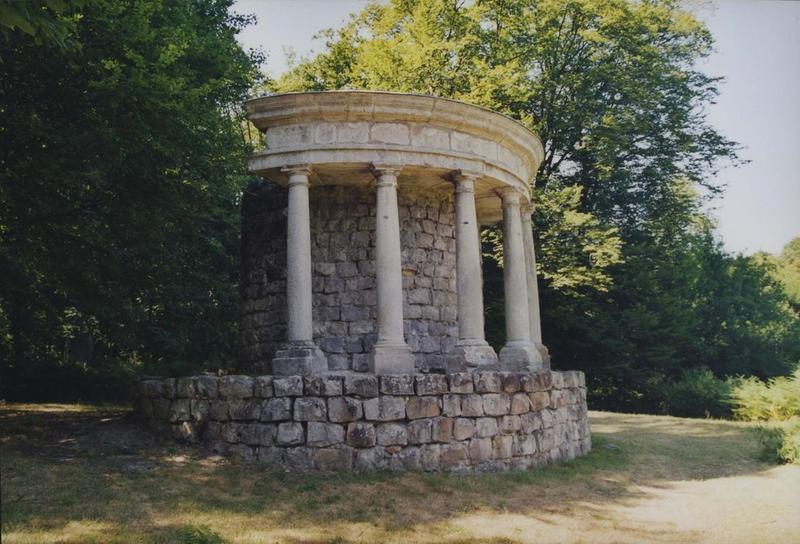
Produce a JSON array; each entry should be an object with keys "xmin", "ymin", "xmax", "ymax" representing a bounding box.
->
[
  {"xmin": 369, "ymin": 341, "xmax": 416, "ymax": 375},
  {"xmin": 272, "ymin": 342, "xmax": 328, "ymax": 376},
  {"xmin": 498, "ymin": 341, "xmax": 544, "ymax": 372},
  {"xmin": 446, "ymin": 339, "xmax": 499, "ymax": 372},
  {"xmin": 533, "ymin": 342, "xmax": 551, "ymax": 369}
]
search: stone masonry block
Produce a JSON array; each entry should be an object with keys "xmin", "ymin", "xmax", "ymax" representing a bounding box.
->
[
  {"xmin": 474, "ymin": 372, "xmax": 502, "ymax": 393},
  {"xmin": 274, "ymin": 376, "xmax": 304, "ymax": 397},
  {"xmin": 307, "ymin": 422, "xmax": 345, "ymax": 447},
  {"xmin": 327, "ymin": 396, "xmax": 363, "ymax": 422},
  {"xmin": 219, "ymin": 376, "xmax": 254, "ymax": 399},
  {"xmin": 510, "ymin": 393, "xmax": 531, "ymax": 415},
  {"xmin": 376, "ymin": 423, "xmax": 408, "ymax": 446},
  {"xmin": 482, "ymin": 393, "xmax": 511, "ymax": 416},
  {"xmin": 363, "ymin": 396, "xmax": 405, "ymax": 421},
  {"xmin": 254, "ymin": 376, "xmax": 274, "ymax": 398},
  {"xmin": 442, "ymin": 394, "xmax": 461, "ymax": 416},
  {"xmin": 380, "ymin": 375, "xmax": 415, "ymax": 395},
  {"xmin": 461, "ymin": 394, "xmax": 484, "ymax": 417},
  {"xmin": 415, "ymin": 374, "xmax": 448, "ymax": 395},
  {"xmin": 406, "ymin": 396, "xmax": 440, "ymax": 419},
  {"xmin": 304, "ymin": 375, "xmax": 344, "ymax": 397},
  {"xmin": 276, "ymin": 422, "xmax": 305, "ymax": 446},
  {"xmin": 344, "ymin": 374, "xmax": 379, "ymax": 398},
  {"xmin": 407, "ymin": 418, "xmax": 433, "ymax": 444},
  {"xmin": 294, "ymin": 397, "xmax": 327, "ymax": 421},
  {"xmin": 448, "ymin": 373, "xmax": 474, "ymax": 394},
  {"xmin": 346, "ymin": 422, "xmax": 377, "ymax": 448},
  {"xmin": 261, "ymin": 398, "xmax": 292, "ymax": 422}
]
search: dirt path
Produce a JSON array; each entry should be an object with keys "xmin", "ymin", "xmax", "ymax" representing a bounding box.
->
[{"xmin": 1, "ymin": 404, "xmax": 798, "ymax": 543}]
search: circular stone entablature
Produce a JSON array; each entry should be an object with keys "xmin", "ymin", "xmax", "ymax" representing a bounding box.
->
[{"xmin": 245, "ymin": 91, "xmax": 544, "ymax": 224}]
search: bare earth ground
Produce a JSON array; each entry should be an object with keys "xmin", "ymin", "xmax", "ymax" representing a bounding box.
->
[{"xmin": 1, "ymin": 403, "xmax": 798, "ymax": 544}]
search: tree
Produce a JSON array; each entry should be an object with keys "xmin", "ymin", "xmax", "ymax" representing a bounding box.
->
[
  {"xmin": 0, "ymin": 0, "xmax": 262, "ymax": 399},
  {"xmin": 272, "ymin": 0, "xmax": 800, "ymax": 411}
]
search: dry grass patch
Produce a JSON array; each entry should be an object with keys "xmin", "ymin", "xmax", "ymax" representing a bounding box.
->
[{"xmin": 1, "ymin": 403, "xmax": 798, "ymax": 543}]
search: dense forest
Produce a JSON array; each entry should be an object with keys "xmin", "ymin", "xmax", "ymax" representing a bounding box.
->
[{"xmin": 1, "ymin": 0, "xmax": 798, "ymax": 415}]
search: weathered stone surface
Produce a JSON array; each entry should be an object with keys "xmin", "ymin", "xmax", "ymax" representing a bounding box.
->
[
  {"xmin": 261, "ymin": 398, "xmax": 292, "ymax": 422},
  {"xmin": 460, "ymin": 394, "xmax": 484, "ymax": 417},
  {"xmin": 219, "ymin": 376, "xmax": 254, "ymax": 399},
  {"xmin": 274, "ymin": 376, "xmax": 304, "ymax": 397},
  {"xmin": 492, "ymin": 434, "xmax": 513, "ymax": 459},
  {"xmin": 376, "ymin": 423, "xmax": 408, "ymax": 446},
  {"xmin": 363, "ymin": 396, "xmax": 405, "ymax": 421},
  {"xmin": 510, "ymin": 393, "xmax": 531, "ymax": 415},
  {"xmin": 440, "ymin": 443, "xmax": 468, "ymax": 469},
  {"xmin": 141, "ymin": 380, "xmax": 165, "ymax": 398},
  {"xmin": 475, "ymin": 417, "xmax": 498, "ymax": 438},
  {"xmin": 469, "ymin": 437, "xmax": 492, "ymax": 462},
  {"xmin": 500, "ymin": 373, "xmax": 521, "ymax": 393},
  {"xmin": 415, "ymin": 374, "xmax": 448, "ymax": 395},
  {"xmin": 194, "ymin": 375, "xmax": 219, "ymax": 398},
  {"xmin": 294, "ymin": 397, "xmax": 327, "ymax": 421},
  {"xmin": 448, "ymin": 373, "xmax": 473, "ymax": 394},
  {"xmin": 474, "ymin": 372, "xmax": 502, "ymax": 393},
  {"xmin": 482, "ymin": 393, "xmax": 511, "ymax": 416},
  {"xmin": 208, "ymin": 400, "xmax": 229, "ymax": 421},
  {"xmin": 407, "ymin": 418, "xmax": 433, "ymax": 444},
  {"xmin": 169, "ymin": 399, "xmax": 191, "ymax": 422},
  {"xmin": 453, "ymin": 418, "xmax": 475, "ymax": 441},
  {"xmin": 176, "ymin": 377, "xmax": 194, "ymax": 398},
  {"xmin": 307, "ymin": 422, "xmax": 345, "ymax": 447},
  {"xmin": 431, "ymin": 416, "xmax": 453, "ymax": 442},
  {"xmin": 406, "ymin": 396, "xmax": 440, "ymax": 419},
  {"xmin": 277, "ymin": 422, "xmax": 304, "ymax": 445},
  {"xmin": 304, "ymin": 375, "xmax": 343, "ymax": 397},
  {"xmin": 380, "ymin": 375, "xmax": 415, "ymax": 395},
  {"xmin": 136, "ymin": 367, "xmax": 591, "ymax": 473},
  {"xmin": 355, "ymin": 446, "xmax": 387, "ymax": 470},
  {"xmin": 254, "ymin": 376, "xmax": 274, "ymax": 398},
  {"xmin": 528, "ymin": 391, "xmax": 550, "ymax": 411},
  {"xmin": 389, "ymin": 446, "xmax": 422, "ymax": 471},
  {"xmin": 420, "ymin": 444, "xmax": 441, "ymax": 471},
  {"xmin": 284, "ymin": 447, "xmax": 314, "ymax": 471},
  {"xmin": 346, "ymin": 422, "xmax": 377, "ymax": 448},
  {"xmin": 441, "ymin": 394, "xmax": 461, "ymax": 416},
  {"xmin": 230, "ymin": 399, "xmax": 261, "ymax": 421},
  {"xmin": 344, "ymin": 374, "xmax": 379, "ymax": 397},
  {"xmin": 500, "ymin": 415, "xmax": 522, "ymax": 434}
]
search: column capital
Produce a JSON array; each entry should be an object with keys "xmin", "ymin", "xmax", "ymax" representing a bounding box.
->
[
  {"xmin": 281, "ymin": 164, "xmax": 313, "ymax": 184},
  {"xmin": 498, "ymin": 188, "xmax": 523, "ymax": 206},
  {"xmin": 371, "ymin": 163, "xmax": 403, "ymax": 178},
  {"xmin": 522, "ymin": 202, "xmax": 535, "ymax": 217}
]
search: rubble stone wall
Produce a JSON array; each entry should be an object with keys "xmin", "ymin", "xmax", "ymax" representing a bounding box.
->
[
  {"xmin": 133, "ymin": 370, "xmax": 591, "ymax": 472},
  {"xmin": 240, "ymin": 182, "xmax": 459, "ymax": 374}
]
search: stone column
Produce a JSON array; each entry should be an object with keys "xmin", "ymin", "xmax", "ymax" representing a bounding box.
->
[
  {"xmin": 498, "ymin": 190, "xmax": 543, "ymax": 370},
  {"xmin": 368, "ymin": 164, "xmax": 415, "ymax": 375},
  {"xmin": 272, "ymin": 165, "xmax": 327, "ymax": 376},
  {"xmin": 447, "ymin": 172, "xmax": 498, "ymax": 371},
  {"xmin": 522, "ymin": 203, "xmax": 550, "ymax": 366}
]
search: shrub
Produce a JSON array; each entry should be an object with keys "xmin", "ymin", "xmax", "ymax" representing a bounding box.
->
[
  {"xmin": 730, "ymin": 369, "xmax": 800, "ymax": 422},
  {"xmin": 756, "ymin": 418, "xmax": 800, "ymax": 465},
  {"xmin": 663, "ymin": 367, "xmax": 732, "ymax": 418}
]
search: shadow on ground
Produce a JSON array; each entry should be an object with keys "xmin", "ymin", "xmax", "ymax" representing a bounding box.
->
[{"xmin": 0, "ymin": 403, "xmax": 787, "ymax": 543}]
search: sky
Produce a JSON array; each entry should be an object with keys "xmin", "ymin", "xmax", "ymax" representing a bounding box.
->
[{"xmin": 234, "ymin": 0, "xmax": 799, "ymax": 256}]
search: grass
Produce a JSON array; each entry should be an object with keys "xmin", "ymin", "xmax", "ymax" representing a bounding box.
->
[{"xmin": 1, "ymin": 403, "xmax": 799, "ymax": 543}]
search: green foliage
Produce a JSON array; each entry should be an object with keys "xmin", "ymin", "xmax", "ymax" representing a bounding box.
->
[
  {"xmin": 755, "ymin": 419, "xmax": 800, "ymax": 465},
  {"xmin": 275, "ymin": 0, "xmax": 799, "ymax": 413},
  {"xmin": 662, "ymin": 367, "xmax": 732, "ymax": 419},
  {"xmin": 0, "ymin": 0, "xmax": 262, "ymax": 400},
  {"xmin": 730, "ymin": 369, "xmax": 800, "ymax": 422}
]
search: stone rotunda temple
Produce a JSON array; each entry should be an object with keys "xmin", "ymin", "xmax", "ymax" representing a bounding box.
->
[
  {"xmin": 241, "ymin": 90, "xmax": 550, "ymax": 376},
  {"xmin": 134, "ymin": 91, "xmax": 590, "ymax": 472}
]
